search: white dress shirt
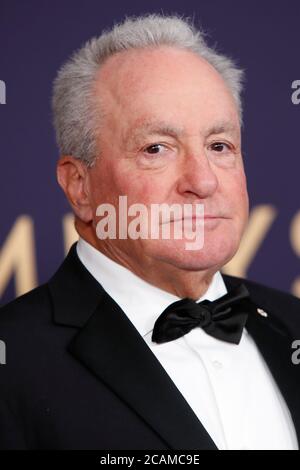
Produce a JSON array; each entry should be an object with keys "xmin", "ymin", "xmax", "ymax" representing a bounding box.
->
[{"xmin": 76, "ymin": 237, "xmax": 298, "ymax": 450}]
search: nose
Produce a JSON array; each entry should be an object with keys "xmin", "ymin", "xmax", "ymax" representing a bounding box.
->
[{"xmin": 177, "ymin": 149, "xmax": 219, "ymax": 199}]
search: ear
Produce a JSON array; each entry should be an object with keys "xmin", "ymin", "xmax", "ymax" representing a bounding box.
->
[{"xmin": 56, "ymin": 156, "xmax": 93, "ymax": 223}]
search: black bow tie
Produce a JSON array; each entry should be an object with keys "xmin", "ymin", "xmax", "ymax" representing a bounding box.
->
[{"xmin": 152, "ymin": 284, "xmax": 256, "ymax": 345}]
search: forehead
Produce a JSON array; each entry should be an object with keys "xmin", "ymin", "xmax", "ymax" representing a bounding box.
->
[
  {"xmin": 95, "ymin": 46, "xmax": 240, "ymax": 134},
  {"xmin": 98, "ymin": 46, "xmax": 232, "ymax": 94}
]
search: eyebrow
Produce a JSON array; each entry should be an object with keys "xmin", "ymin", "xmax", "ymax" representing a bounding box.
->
[
  {"xmin": 127, "ymin": 121, "xmax": 184, "ymax": 142},
  {"xmin": 126, "ymin": 119, "xmax": 239, "ymax": 143},
  {"xmin": 205, "ymin": 123, "xmax": 239, "ymax": 137}
]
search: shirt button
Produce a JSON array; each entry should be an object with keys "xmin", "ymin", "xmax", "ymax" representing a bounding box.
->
[{"xmin": 212, "ymin": 360, "xmax": 223, "ymax": 369}]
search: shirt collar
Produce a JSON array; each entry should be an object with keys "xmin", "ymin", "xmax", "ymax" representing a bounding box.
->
[{"xmin": 76, "ymin": 237, "xmax": 228, "ymax": 338}]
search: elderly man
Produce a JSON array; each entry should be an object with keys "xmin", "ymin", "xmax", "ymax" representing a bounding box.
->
[{"xmin": 0, "ymin": 14, "xmax": 300, "ymax": 451}]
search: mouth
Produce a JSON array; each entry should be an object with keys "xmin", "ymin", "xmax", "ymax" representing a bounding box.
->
[{"xmin": 165, "ymin": 215, "xmax": 228, "ymax": 223}]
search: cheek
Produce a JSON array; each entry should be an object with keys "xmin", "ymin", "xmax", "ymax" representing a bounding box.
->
[
  {"xmin": 226, "ymin": 168, "xmax": 248, "ymax": 204},
  {"xmin": 91, "ymin": 166, "xmax": 164, "ymax": 211},
  {"xmin": 229, "ymin": 175, "xmax": 249, "ymax": 224},
  {"xmin": 116, "ymin": 172, "xmax": 167, "ymax": 205},
  {"xmin": 237, "ymin": 174, "xmax": 249, "ymax": 208}
]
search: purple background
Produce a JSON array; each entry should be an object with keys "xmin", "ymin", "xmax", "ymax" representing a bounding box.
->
[{"xmin": 1, "ymin": 0, "xmax": 299, "ymax": 305}]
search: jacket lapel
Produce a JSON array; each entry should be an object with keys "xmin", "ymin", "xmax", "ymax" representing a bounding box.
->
[
  {"xmin": 223, "ymin": 275, "xmax": 300, "ymax": 445},
  {"xmin": 49, "ymin": 244, "xmax": 217, "ymax": 450}
]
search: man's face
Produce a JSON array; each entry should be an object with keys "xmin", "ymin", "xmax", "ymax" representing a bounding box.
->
[{"xmin": 86, "ymin": 46, "xmax": 249, "ymax": 273}]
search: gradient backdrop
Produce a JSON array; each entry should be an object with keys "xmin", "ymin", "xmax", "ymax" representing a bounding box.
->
[{"xmin": 1, "ymin": 0, "xmax": 300, "ymax": 305}]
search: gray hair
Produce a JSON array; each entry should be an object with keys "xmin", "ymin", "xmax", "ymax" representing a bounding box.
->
[{"xmin": 52, "ymin": 13, "xmax": 244, "ymax": 167}]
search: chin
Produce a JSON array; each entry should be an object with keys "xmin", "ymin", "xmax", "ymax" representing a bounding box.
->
[{"xmin": 147, "ymin": 236, "xmax": 240, "ymax": 272}]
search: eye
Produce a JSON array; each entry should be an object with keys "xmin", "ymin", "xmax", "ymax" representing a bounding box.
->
[
  {"xmin": 209, "ymin": 142, "xmax": 232, "ymax": 152},
  {"xmin": 144, "ymin": 143, "xmax": 165, "ymax": 155}
]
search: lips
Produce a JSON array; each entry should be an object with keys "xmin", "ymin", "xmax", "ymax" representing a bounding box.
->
[
  {"xmin": 159, "ymin": 208, "xmax": 230, "ymax": 224},
  {"xmin": 168, "ymin": 215, "xmax": 226, "ymax": 222}
]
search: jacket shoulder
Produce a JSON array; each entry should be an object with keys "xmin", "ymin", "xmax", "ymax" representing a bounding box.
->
[
  {"xmin": 223, "ymin": 274, "xmax": 300, "ymax": 331},
  {"xmin": 0, "ymin": 284, "xmax": 51, "ymax": 327}
]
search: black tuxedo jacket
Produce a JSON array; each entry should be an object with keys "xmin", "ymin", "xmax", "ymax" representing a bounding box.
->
[{"xmin": 0, "ymin": 243, "xmax": 300, "ymax": 450}]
